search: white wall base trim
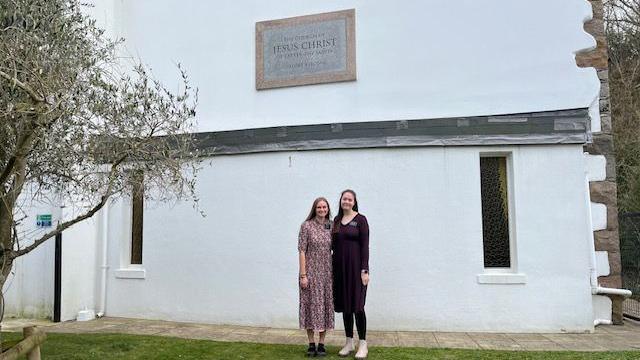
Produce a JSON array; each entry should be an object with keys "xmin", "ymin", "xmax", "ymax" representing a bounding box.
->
[
  {"xmin": 114, "ymin": 268, "xmax": 146, "ymax": 279},
  {"xmin": 477, "ymin": 273, "xmax": 527, "ymax": 284}
]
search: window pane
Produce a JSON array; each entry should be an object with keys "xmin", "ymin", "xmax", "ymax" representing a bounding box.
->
[
  {"xmin": 131, "ymin": 171, "xmax": 144, "ymax": 265},
  {"xmin": 480, "ymin": 156, "xmax": 510, "ymax": 268}
]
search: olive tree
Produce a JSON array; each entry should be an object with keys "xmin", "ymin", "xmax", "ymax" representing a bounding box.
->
[{"xmin": 0, "ymin": 0, "xmax": 201, "ymax": 312}]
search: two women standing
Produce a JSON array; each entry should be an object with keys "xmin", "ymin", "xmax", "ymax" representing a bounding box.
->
[{"xmin": 298, "ymin": 190, "xmax": 370, "ymax": 358}]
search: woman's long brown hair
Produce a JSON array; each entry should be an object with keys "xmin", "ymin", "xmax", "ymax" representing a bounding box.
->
[
  {"xmin": 305, "ymin": 197, "xmax": 332, "ymax": 222},
  {"xmin": 333, "ymin": 189, "xmax": 358, "ymax": 232}
]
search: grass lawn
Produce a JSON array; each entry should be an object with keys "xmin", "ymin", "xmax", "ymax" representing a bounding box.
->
[{"xmin": 1, "ymin": 332, "xmax": 640, "ymax": 359}]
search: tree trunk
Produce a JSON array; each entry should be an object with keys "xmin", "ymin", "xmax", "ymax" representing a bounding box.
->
[{"xmin": 0, "ymin": 197, "xmax": 14, "ymax": 293}]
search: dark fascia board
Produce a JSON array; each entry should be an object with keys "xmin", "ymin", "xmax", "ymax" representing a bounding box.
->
[{"xmin": 193, "ymin": 108, "xmax": 590, "ymax": 156}]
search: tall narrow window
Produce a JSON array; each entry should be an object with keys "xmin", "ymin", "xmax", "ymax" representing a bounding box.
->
[
  {"xmin": 131, "ymin": 171, "xmax": 144, "ymax": 265},
  {"xmin": 480, "ymin": 156, "xmax": 511, "ymax": 268}
]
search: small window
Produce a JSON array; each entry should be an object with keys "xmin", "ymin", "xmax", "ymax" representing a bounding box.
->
[
  {"xmin": 480, "ymin": 156, "xmax": 511, "ymax": 268},
  {"xmin": 131, "ymin": 171, "xmax": 144, "ymax": 265}
]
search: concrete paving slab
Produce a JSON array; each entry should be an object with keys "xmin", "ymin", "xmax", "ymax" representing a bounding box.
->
[
  {"xmin": 160, "ymin": 326, "xmax": 234, "ymax": 341},
  {"xmin": 475, "ymin": 340, "xmax": 523, "ymax": 351},
  {"xmin": 436, "ymin": 340, "xmax": 481, "ymax": 349},
  {"xmin": 3, "ymin": 316, "xmax": 640, "ymax": 351},
  {"xmin": 397, "ymin": 330, "xmax": 437, "ymax": 347},
  {"xmin": 101, "ymin": 323, "xmax": 175, "ymax": 336},
  {"xmin": 433, "ymin": 332, "xmax": 475, "ymax": 342},
  {"xmin": 517, "ymin": 340, "xmax": 565, "ymax": 351},
  {"xmin": 367, "ymin": 331, "xmax": 398, "ymax": 347},
  {"xmin": 0, "ymin": 318, "xmax": 56, "ymax": 332},
  {"xmin": 504, "ymin": 333, "xmax": 548, "ymax": 341}
]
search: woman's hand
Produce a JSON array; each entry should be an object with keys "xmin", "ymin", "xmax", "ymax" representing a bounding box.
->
[
  {"xmin": 361, "ymin": 272, "xmax": 369, "ymax": 286},
  {"xmin": 300, "ymin": 276, "xmax": 309, "ymax": 289}
]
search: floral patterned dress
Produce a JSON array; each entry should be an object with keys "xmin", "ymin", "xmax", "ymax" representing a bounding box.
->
[{"xmin": 298, "ymin": 219, "xmax": 335, "ymax": 331}]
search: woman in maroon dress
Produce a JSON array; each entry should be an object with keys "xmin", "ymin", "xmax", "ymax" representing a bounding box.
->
[
  {"xmin": 332, "ymin": 189, "xmax": 369, "ymax": 359},
  {"xmin": 298, "ymin": 197, "xmax": 334, "ymax": 357}
]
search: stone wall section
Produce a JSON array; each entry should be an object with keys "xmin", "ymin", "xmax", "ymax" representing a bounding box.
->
[{"xmin": 576, "ymin": 0, "xmax": 624, "ymax": 324}]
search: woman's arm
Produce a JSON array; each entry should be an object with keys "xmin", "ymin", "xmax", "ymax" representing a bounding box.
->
[
  {"xmin": 359, "ymin": 216, "xmax": 370, "ymax": 285},
  {"xmin": 299, "ymin": 251, "xmax": 309, "ymax": 288},
  {"xmin": 298, "ymin": 223, "xmax": 309, "ymax": 289}
]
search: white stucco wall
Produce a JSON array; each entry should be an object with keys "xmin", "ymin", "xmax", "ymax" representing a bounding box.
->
[
  {"xmin": 2, "ymin": 194, "xmax": 100, "ymax": 321},
  {"xmin": 593, "ymin": 295, "xmax": 612, "ymax": 322},
  {"xmin": 3, "ymin": 193, "xmax": 58, "ymax": 319},
  {"xmin": 2, "ymin": 246, "xmax": 54, "ymax": 319},
  {"xmin": 3, "ymin": 233, "xmax": 54, "ymax": 319},
  {"xmin": 59, "ymin": 213, "xmax": 99, "ymax": 321},
  {"xmin": 91, "ymin": 0, "xmax": 599, "ymax": 132},
  {"xmin": 104, "ymin": 144, "xmax": 594, "ymax": 332}
]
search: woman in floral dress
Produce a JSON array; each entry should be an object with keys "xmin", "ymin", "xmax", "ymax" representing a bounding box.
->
[{"xmin": 298, "ymin": 197, "xmax": 334, "ymax": 357}]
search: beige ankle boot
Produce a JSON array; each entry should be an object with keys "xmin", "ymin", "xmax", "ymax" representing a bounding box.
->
[
  {"xmin": 338, "ymin": 337, "xmax": 354, "ymax": 357},
  {"xmin": 355, "ymin": 339, "xmax": 368, "ymax": 359}
]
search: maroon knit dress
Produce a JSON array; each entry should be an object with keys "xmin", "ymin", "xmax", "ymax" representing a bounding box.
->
[{"xmin": 332, "ymin": 214, "xmax": 369, "ymax": 314}]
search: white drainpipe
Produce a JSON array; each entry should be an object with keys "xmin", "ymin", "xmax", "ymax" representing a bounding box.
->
[
  {"xmin": 97, "ymin": 199, "xmax": 111, "ymax": 318},
  {"xmin": 584, "ymin": 174, "xmax": 632, "ymax": 326},
  {"xmin": 584, "ymin": 175, "xmax": 600, "ymax": 294},
  {"xmin": 596, "ymin": 286, "xmax": 632, "ymax": 297},
  {"xmin": 594, "ymin": 319, "xmax": 612, "ymax": 326}
]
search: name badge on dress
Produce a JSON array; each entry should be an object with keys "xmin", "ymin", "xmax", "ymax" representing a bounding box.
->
[{"xmin": 348, "ymin": 221, "xmax": 358, "ymax": 227}]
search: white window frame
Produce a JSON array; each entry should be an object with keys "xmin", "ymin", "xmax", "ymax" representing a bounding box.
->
[
  {"xmin": 114, "ymin": 194, "xmax": 146, "ymax": 280},
  {"xmin": 476, "ymin": 149, "xmax": 526, "ymax": 284}
]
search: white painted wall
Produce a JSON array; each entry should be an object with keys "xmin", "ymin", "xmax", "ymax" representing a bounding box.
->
[
  {"xmin": 3, "ymin": 191, "xmax": 58, "ymax": 319},
  {"xmin": 104, "ymin": 144, "xmax": 594, "ymax": 332},
  {"xmin": 91, "ymin": 0, "xmax": 599, "ymax": 132},
  {"xmin": 591, "ymin": 202, "xmax": 608, "ymax": 231},
  {"xmin": 3, "ymin": 186, "xmax": 60, "ymax": 318},
  {"xmin": 59, "ymin": 212, "xmax": 99, "ymax": 321},
  {"xmin": 585, "ymin": 154, "xmax": 607, "ymax": 181},
  {"xmin": 595, "ymin": 251, "xmax": 610, "ymax": 277},
  {"xmin": 2, "ymin": 193, "xmax": 101, "ymax": 321},
  {"xmin": 593, "ymin": 295, "xmax": 612, "ymax": 322},
  {"xmin": 2, "ymin": 244, "xmax": 54, "ymax": 319},
  {"xmin": 2, "ymin": 236, "xmax": 54, "ymax": 319},
  {"xmin": 584, "ymin": 151, "xmax": 614, "ymax": 322}
]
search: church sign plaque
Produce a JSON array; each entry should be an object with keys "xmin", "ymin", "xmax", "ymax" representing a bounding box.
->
[{"xmin": 255, "ymin": 9, "xmax": 356, "ymax": 90}]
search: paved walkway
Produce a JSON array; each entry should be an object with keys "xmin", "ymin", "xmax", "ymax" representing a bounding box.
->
[{"xmin": 3, "ymin": 317, "xmax": 640, "ymax": 351}]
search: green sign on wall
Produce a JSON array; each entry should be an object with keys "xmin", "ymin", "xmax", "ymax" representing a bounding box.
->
[{"xmin": 36, "ymin": 214, "xmax": 52, "ymax": 228}]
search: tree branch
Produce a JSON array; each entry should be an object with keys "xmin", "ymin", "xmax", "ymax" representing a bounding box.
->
[
  {"xmin": 0, "ymin": 119, "xmax": 40, "ymax": 189},
  {"xmin": 0, "ymin": 157, "xmax": 16, "ymax": 190},
  {"xmin": 0, "ymin": 70, "xmax": 46, "ymax": 104},
  {"xmin": 11, "ymin": 194, "xmax": 107, "ymax": 258},
  {"xmin": 10, "ymin": 155, "xmax": 128, "ymax": 259}
]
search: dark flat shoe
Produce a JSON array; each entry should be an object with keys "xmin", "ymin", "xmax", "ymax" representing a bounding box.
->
[
  {"xmin": 317, "ymin": 343, "xmax": 326, "ymax": 357},
  {"xmin": 307, "ymin": 343, "xmax": 317, "ymax": 357}
]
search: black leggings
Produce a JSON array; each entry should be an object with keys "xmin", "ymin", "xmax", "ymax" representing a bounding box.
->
[{"xmin": 343, "ymin": 311, "xmax": 367, "ymax": 340}]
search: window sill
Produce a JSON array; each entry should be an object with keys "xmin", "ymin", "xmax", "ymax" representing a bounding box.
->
[
  {"xmin": 477, "ymin": 273, "xmax": 526, "ymax": 284},
  {"xmin": 115, "ymin": 268, "xmax": 146, "ymax": 279}
]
